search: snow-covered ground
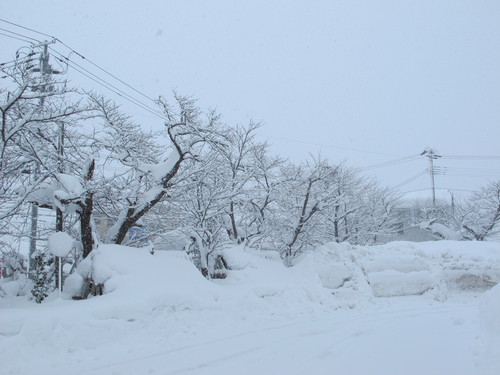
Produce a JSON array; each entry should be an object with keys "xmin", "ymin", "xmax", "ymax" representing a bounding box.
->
[{"xmin": 1, "ymin": 241, "xmax": 500, "ymax": 375}]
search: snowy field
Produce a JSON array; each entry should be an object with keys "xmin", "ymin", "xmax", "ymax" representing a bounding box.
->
[{"xmin": 1, "ymin": 241, "xmax": 500, "ymax": 375}]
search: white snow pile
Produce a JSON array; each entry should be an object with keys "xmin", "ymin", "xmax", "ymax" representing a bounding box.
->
[
  {"xmin": 63, "ymin": 245, "xmax": 220, "ymax": 319},
  {"xmin": 47, "ymin": 231, "xmax": 75, "ymax": 257},
  {"xmin": 419, "ymin": 220, "xmax": 463, "ymax": 240},
  {"xmin": 481, "ymin": 283, "xmax": 500, "ymax": 335},
  {"xmin": 480, "ymin": 283, "xmax": 500, "ymax": 374},
  {"xmin": 299, "ymin": 240, "xmax": 500, "ymax": 299},
  {"xmin": 1, "ymin": 240, "xmax": 500, "ymax": 375}
]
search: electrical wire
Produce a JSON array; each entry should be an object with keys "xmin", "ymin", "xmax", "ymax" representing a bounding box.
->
[
  {"xmin": 400, "ymin": 188, "xmax": 431, "ymax": 195},
  {"xmin": 400, "ymin": 187, "xmax": 479, "ymax": 195},
  {"xmin": 56, "ymin": 54, "xmax": 165, "ymax": 120},
  {"xmin": 393, "ymin": 169, "xmax": 428, "ymax": 189},
  {"xmin": 0, "ymin": 22, "xmax": 166, "ymax": 121},
  {"xmin": 0, "ymin": 31, "xmax": 34, "ymax": 44},
  {"xmin": 359, "ymin": 154, "xmax": 422, "ymax": 171},
  {"xmin": 0, "ymin": 18, "xmax": 160, "ymax": 115},
  {"xmin": 441, "ymin": 155, "xmax": 500, "ymax": 160},
  {"xmin": 49, "ymin": 47, "xmax": 166, "ymax": 119},
  {"xmin": 54, "ymin": 39, "xmax": 158, "ymax": 104},
  {"xmin": 256, "ymin": 133, "xmax": 401, "ymax": 157},
  {"xmin": 2, "ymin": 17, "xmax": 499, "ymax": 183},
  {"xmin": 0, "ymin": 54, "xmax": 38, "ymax": 70},
  {"xmin": 0, "ymin": 26, "xmax": 40, "ymax": 43},
  {"xmin": 0, "ymin": 18, "xmax": 54, "ymax": 40}
]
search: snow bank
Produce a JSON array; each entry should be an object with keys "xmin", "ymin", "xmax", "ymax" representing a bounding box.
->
[
  {"xmin": 1, "ymin": 240, "xmax": 500, "ymax": 375},
  {"xmin": 66, "ymin": 245, "xmax": 218, "ymax": 319},
  {"xmin": 294, "ymin": 240, "xmax": 500, "ymax": 299},
  {"xmin": 220, "ymin": 244, "xmax": 341, "ymax": 315},
  {"xmin": 418, "ymin": 221, "xmax": 463, "ymax": 240},
  {"xmin": 480, "ymin": 283, "xmax": 500, "ymax": 335},
  {"xmin": 479, "ymin": 283, "xmax": 500, "ymax": 374},
  {"xmin": 367, "ymin": 270, "xmax": 434, "ymax": 297},
  {"xmin": 295, "ymin": 243, "xmax": 354, "ymax": 289}
]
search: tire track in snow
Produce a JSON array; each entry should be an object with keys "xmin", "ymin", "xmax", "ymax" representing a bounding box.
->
[{"xmin": 77, "ymin": 301, "xmax": 478, "ymax": 375}]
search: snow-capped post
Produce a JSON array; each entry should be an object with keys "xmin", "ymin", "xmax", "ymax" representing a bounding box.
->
[{"xmin": 48, "ymin": 231, "xmax": 74, "ymax": 297}]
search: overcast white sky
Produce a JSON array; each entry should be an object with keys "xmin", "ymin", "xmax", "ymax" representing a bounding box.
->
[{"xmin": 1, "ymin": 0, "xmax": 499, "ymax": 200}]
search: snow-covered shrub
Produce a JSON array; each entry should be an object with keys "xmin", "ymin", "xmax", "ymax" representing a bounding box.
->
[
  {"xmin": 30, "ymin": 250, "xmax": 55, "ymax": 303},
  {"xmin": 0, "ymin": 250, "xmax": 32, "ymax": 298},
  {"xmin": 0, "ymin": 250, "xmax": 26, "ymax": 279}
]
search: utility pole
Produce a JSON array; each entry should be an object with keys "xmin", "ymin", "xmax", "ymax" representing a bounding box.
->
[
  {"xmin": 29, "ymin": 163, "xmax": 39, "ymax": 274},
  {"xmin": 28, "ymin": 41, "xmax": 56, "ymax": 273},
  {"xmin": 29, "ymin": 40, "xmax": 63, "ymax": 286},
  {"xmin": 421, "ymin": 148, "xmax": 441, "ymax": 208}
]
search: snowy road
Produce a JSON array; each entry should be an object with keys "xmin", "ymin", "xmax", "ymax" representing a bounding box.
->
[{"xmin": 76, "ymin": 300, "xmax": 484, "ymax": 375}]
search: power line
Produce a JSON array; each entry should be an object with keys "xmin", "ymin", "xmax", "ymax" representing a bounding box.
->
[
  {"xmin": 393, "ymin": 169, "xmax": 428, "ymax": 189},
  {"xmin": 441, "ymin": 155, "xmax": 500, "ymax": 160},
  {"xmin": 61, "ymin": 58, "xmax": 164, "ymax": 120},
  {"xmin": 0, "ymin": 18, "xmax": 161, "ymax": 117},
  {"xmin": 257, "ymin": 133, "xmax": 401, "ymax": 158},
  {"xmin": 49, "ymin": 47, "xmax": 166, "ymax": 120},
  {"xmin": 401, "ymin": 187, "xmax": 478, "ymax": 195},
  {"xmin": 0, "ymin": 31, "xmax": 34, "ymax": 44},
  {"xmin": 0, "ymin": 54, "xmax": 38, "ymax": 70},
  {"xmin": 0, "ymin": 18, "xmax": 55, "ymax": 39},
  {"xmin": 359, "ymin": 154, "xmax": 422, "ymax": 171},
  {"xmin": 54, "ymin": 39, "xmax": 158, "ymax": 104},
  {"xmin": 0, "ymin": 26, "xmax": 41, "ymax": 43}
]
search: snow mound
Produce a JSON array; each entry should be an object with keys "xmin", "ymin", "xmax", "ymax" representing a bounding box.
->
[
  {"xmin": 295, "ymin": 243, "xmax": 353, "ymax": 289},
  {"xmin": 66, "ymin": 245, "xmax": 219, "ymax": 319},
  {"xmin": 362, "ymin": 255, "xmax": 429, "ymax": 274},
  {"xmin": 221, "ymin": 244, "xmax": 256, "ymax": 270},
  {"xmin": 480, "ymin": 283, "xmax": 500, "ymax": 335},
  {"xmin": 47, "ymin": 231, "xmax": 74, "ymax": 257},
  {"xmin": 367, "ymin": 270, "xmax": 434, "ymax": 297},
  {"xmin": 1, "ymin": 240, "xmax": 500, "ymax": 375},
  {"xmin": 293, "ymin": 240, "xmax": 500, "ymax": 299}
]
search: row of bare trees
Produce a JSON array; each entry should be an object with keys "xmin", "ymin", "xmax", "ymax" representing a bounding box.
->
[
  {"xmin": 403, "ymin": 182, "xmax": 500, "ymax": 241},
  {"xmin": 2, "ymin": 45, "xmax": 499, "ymax": 299},
  {"xmin": 0, "ymin": 51, "xmax": 401, "ymax": 279}
]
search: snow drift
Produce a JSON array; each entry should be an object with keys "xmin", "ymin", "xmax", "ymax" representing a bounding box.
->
[{"xmin": 1, "ymin": 240, "xmax": 499, "ymax": 375}]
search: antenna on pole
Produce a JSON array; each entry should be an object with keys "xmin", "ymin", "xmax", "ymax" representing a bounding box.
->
[{"xmin": 420, "ymin": 148, "xmax": 441, "ymax": 207}]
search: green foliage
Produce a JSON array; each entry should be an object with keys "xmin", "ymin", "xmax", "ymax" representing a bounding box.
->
[{"xmin": 31, "ymin": 251, "xmax": 54, "ymax": 304}]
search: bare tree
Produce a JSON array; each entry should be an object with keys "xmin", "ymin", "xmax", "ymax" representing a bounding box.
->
[
  {"xmin": 88, "ymin": 94, "xmax": 223, "ymax": 245},
  {"xmin": 0, "ymin": 48, "xmax": 86, "ymax": 225},
  {"xmin": 271, "ymin": 157, "xmax": 342, "ymax": 265},
  {"xmin": 457, "ymin": 181, "xmax": 500, "ymax": 240},
  {"xmin": 174, "ymin": 153, "xmax": 231, "ymax": 278}
]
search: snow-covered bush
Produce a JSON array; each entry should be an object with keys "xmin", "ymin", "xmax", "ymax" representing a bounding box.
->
[
  {"xmin": 0, "ymin": 251, "xmax": 31, "ymax": 298},
  {"xmin": 30, "ymin": 250, "xmax": 54, "ymax": 303}
]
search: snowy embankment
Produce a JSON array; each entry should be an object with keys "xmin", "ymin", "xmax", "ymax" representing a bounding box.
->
[{"xmin": 1, "ymin": 241, "xmax": 499, "ymax": 375}]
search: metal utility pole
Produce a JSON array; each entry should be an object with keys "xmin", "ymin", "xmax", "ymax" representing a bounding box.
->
[
  {"xmin": 29, "ymin": 163, "xmax": 39, "ymax": 273},
  {"xmin": 28, "ymin": 41, "xmax": 56, "ymax": 273},
  {"xmin": 29, "ymin": 40, "xmax": 63, "ymax": 280},
  {"xmin": 421, "ymin": 148, "xmax": 441, "ymax": 207}
]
